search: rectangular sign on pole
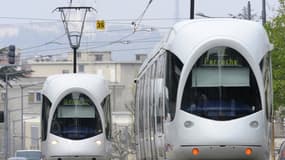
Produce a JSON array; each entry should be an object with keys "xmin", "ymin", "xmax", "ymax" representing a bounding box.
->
[{"xmin": 96, "ymin": 20, "xmax": 105, "ymax": 31}]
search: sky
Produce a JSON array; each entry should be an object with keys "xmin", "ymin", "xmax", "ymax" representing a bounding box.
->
[
  {"xmin": 0, "ymin": 0, "xmax": 279, "ymax": 22},
  {"xmin": 0, "ymin": 0, "xmax": 280, "ymax": 61}
]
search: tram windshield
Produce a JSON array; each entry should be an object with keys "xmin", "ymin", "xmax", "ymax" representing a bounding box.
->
[
  {"xmin": 181, "ymin": 47, "xmax": 261, "ymax": 121},
  {"xmin": 51, "ymin": 92, "xmax": 102, "ymax": 140}
]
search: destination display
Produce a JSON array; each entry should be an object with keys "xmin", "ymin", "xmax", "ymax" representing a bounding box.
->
[
  {"xmin": 198, "ymin": 47, "xmax": 245, "ymax": 67},
  {"xmin": 62, "ymin": 97, "xmax": 91, "ymax": 106},
  {"xmin": 202, "ymin": 57, "xmax": 240, "ymax": 66}
]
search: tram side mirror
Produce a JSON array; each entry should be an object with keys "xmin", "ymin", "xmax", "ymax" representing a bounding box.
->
[{"xmin": 0, "ymin": 111, "xmax": 4, "ymax": 123}]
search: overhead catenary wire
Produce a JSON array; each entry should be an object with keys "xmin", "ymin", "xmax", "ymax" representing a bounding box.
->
[
  {"xmin": 20, "ymin": 39, "xmax": 158, "ymax": 56},
  {"xmin": 19, "ymin": 20, "xmax": 163, "ymax": 53},
  {"xmin": 19, "ymin": 32, "xmax": 160, "ymax": 56},
  {"xmin": 21, "ymin": 33, "xmax": 67, "ymax": 51},
  {"xmin": 0, "ymin": 0, "xmax": 166, "ymax": 60},
  {"xmin": 132, "ymin": 0, "xmax": 154, "ymax": 32},
  {"xmin": 21, "ymin": 36, "xmax": 161, "ymax": 52},
  {"xmin": 20, "ymin": 46, "xmax": 154, "ymax": 61},
  {"xmin": 19, "ymin": 31, "xmax": 161, "ymax": 51},
  {"xmin": 0, "ymin": 16, "xmax": 188, "ymax": 26},
  {"xmin": 0, "ymin": 16, "xmax": 188, "ymax": 22}
]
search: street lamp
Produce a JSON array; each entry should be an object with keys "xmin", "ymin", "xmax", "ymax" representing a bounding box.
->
[{"xmin": 54, "ymin": 6, "xmax": 95, "ymax": 73}]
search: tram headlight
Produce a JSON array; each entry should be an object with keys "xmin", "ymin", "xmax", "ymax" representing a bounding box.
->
[
  {"xmin": 51, "ymin": 140, "xmax": 59, "ymax": 145},
  {"xmin": 95, "ymin": 140, "xmax": 102, "ymax": 145}
]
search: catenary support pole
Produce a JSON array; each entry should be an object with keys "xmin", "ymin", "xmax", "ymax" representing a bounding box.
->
[
  {"xmin": 190, "ymin": 0, "xmax": 195, "ymax": 19},
  {"xmin": 73, "ymin": 48, "xmax": 77, "ymax": 73}
]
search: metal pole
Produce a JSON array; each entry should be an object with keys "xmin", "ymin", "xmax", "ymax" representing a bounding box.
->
[
  {"xmin": 73, "ymin": 48, "xmax": 77, "ymax": 73},
  {"xmin": 248, "ymin": 1, "xmax": 251, "ymax": 20},
  {"xmin": 20, "ymin": 86, "xmax": 24, "ymax": 149},
  {"xmin": 12, "ymin": 121, "xmax": 15, "ymax": 155},
  {"xmin": 262, "ymin": 0, "xmax": 266, "ymax": 25},
  {"xmin": 190, "ymin": 0, "xmax": 195, "ymax": 19},
  {"xmin": 4, "ymin": 73, "xmax": 9, "ymax": 160}
]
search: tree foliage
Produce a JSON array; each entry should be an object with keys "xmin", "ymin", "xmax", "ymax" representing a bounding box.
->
[
  {"xmin": 0, "ymin": 66, "xmax": 32, "ymax": 88},
  {"xmin": 231, "ymin": 2, "xmax": 258, "ymax": 20},
  {"xmin": 265, "ymin": 0, "xmax": 285, "ymax": 109}
]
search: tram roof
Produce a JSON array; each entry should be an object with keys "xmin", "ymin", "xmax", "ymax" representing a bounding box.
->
[
  {"xmin": 138, "ymin": 19, "xmax": 273, "ymax": 76},
  {"xmin": 42, "ymin": 73, "xmax": 109, "ymax": 103}
]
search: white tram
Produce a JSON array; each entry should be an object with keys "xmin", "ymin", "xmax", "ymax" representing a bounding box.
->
[
  {"xmin": 41, "ymin": 74, "xmax": 112, "ymax": 160},
  {"xmin": 134, "ymin": 19, "xmax": 274, "ymax": 160}
]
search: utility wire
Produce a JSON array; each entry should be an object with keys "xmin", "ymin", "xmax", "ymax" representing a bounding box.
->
[
  {"xmin": 22, "ymin": 36, "xmax": 161, "ymax": 48},
  {"xmin": 21, "ymin": 33, "xmax": 67, "ymax": 51},
  {"xmin": 0, "ymin": 16, "xmax": 187, "ymax": 26},
  {"xmin": 132, "ymin": 0, "xmax": 154, "ymax": 32},
  {"xmin": 20, "ymin": 38, "xmax": 158, "ymax": 55},
  {"xmin": 20, "ymin": 46, "xmax": 153, "ymax": 61},
  {"xmin": 0, "ymin": 16, "xmax": 59, "ymax": 21},
  {"xmin": 20, "ymin": 35, "xmax": 160, "ymax": 54},
  {"xmin": 0, "ymin": 16, "xmax": 188, "ymax": 23},
  {"xmin": 20, "ymin": 34, "xmax": 160, "ymax": 54},
  {"xmin": 19, "ymin": 27, "xmax": 162, "ymax": 54}
]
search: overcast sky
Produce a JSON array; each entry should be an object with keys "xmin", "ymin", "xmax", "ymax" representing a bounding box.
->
[{"xmin": 0, "ymin": 0, "xmax": 279, "ymax": 24}]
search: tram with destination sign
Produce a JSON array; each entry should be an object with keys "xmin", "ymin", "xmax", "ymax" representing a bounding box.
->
[
  {"xmin": 134, "ymin": 19, "xmax": 274, "ymax": 160},
  {"xmin": 41, "ymin": 74, "xmax": 112, "ymax": 160}
]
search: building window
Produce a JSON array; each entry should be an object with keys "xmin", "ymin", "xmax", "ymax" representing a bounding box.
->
[
  {"xmin": 28, "ymin": 91, "xmax": 42, "ymax": 104},
  {"xmin": 136, "ymin": 54, "xmax": 146, "ymax": 61},
  {"xmin": 95, "ymin": 55, "xmax": 103, "ymax": 61},
  {"xmin": 78, "ymin": 64, "xmax": 84, "ymax": 73},
  {"xmin": 136, "ymin": 55, "xmax": 140, "ymax": 61}
]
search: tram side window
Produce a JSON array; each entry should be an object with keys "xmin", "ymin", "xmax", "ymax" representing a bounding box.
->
[
  {"xmin": 41, "ymin": 95, "xmax": 51, "ymax": 141},
  {"xmin": 155, "ymin": 54, "xmax": 166, "ymax": 124},
  {"xmin": 101, "ymin": 95, "xmax": 112, "ymax": 140},
  {"xmin": 165, "ymin": 51, "xmax": 183, "ymax": 121},
  {"xmin": 261, "ymin": 54, "xmax": 273, "ymax": 120}
]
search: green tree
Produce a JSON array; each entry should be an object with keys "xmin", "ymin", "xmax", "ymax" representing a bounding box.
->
[
  {"xmin": 265, "ymin": 0, "xmax": 285, "ymax": 109},
  {"xmin": 0, "ymin": 66, "xmax": 32, "ymax": 88},
  {"xmin": 230, "ymin": 2, "xmax": 258, "ymax": 20}
]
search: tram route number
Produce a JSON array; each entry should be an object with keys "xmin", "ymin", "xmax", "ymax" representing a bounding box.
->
[{"xmin": 96, "ymin": 20, "xmax": 105, "ymax": 31}]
